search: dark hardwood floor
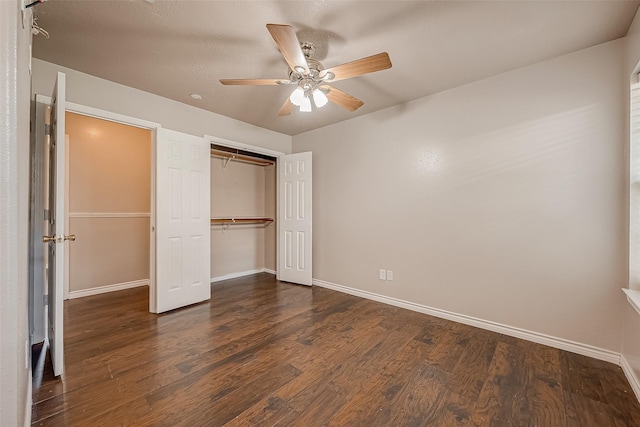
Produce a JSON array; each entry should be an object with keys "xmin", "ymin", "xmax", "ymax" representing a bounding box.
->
[{"xmin": 32, "ymin": 273, "xmax": 640, "ymax": 426}]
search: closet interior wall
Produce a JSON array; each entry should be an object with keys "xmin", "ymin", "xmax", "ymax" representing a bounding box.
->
[{"xmin": 210, "ymin": 152, "xmax": 276, "ymax": 280}]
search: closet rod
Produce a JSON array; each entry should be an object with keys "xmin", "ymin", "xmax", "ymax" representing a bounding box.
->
[
  {"xmin": 210, "ymin": 149, "xmax": 275, "ymax": 167},
  {"xmin": 210, "ymin": 217, "xmax": 274, "ymax": 225}
]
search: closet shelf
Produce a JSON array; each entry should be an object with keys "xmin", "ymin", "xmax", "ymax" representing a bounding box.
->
[
  {"xmin": 211, "ymin": 217, "xmax": 274, "ymax": 225},
  {"xmin": 210, "ymin": 149, "xmax": 275, "ymax": 167}
]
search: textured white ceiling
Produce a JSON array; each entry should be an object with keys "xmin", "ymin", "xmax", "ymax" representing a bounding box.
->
[{"xmin": 32, "ymin": 0, "xmax": 639, "ymax": 136}]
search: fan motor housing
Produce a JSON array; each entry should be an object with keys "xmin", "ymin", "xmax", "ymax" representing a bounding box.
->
[{"xmin": 289, "ymin": 43, "xmax": 326, "ymax": 83}]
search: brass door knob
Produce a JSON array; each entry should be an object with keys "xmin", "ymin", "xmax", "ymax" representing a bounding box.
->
[
  {"xmin": 42, "ymin": 235, "xmax": 55, "ymax": 243},
  {"xmin": 65, "ymin": 234, "xmax": 76, "ymax": 241}
]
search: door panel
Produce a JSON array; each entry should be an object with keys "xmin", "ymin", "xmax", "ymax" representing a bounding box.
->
[
  {"xmin": 29, "ymin": 98, "xmax": 49, "ymax": 344},
  {"xmin": 47, "ymin": 72, "xmax": 66, "ymax": 377},
  {"xmin": 277, "ymin": 152, "xmax": 312, "ymax": 285},
  {"xmin": 154, "ymin": 128, "xmax": 210, "ymax": 313}
]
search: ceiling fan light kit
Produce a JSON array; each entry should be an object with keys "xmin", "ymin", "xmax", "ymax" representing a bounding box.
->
[
  {"xmin": 299, "ymin": 96, "xmax": 312, "ymax": 113},
  {"xmin": 313, "ymin": 89, "xmax": 328, "ymax": 108},
  {"xmin": 289, "ymin": 87, "xmax": 305, "ymax": 106},
  {"xmin": 220, "ymin": 23, "xmax": 392, "ymax": 116}
]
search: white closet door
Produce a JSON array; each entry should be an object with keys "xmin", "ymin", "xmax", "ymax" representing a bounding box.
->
[
  {"xmin": 154, "ymin": 128, "xmax": 210, "ymax": 313},
  {"xmin": 277, "ymin": 152, "xmax": 312, "ymax": 286}
]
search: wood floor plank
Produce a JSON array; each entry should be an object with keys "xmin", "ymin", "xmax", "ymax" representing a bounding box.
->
[
  {"xmin": 100, "ymin": 363, "xmax": 302, "ymax": 427},
  {"xmin": 422, "ymin": 391, "xmax": 477, "ymax": 427},
  {"xmin": 325, "ymin": 328, "xmax": 457, "ymax": 426},
  {"xmin": 560, "ymin": 350, "xmax": 609, "ymax": 403},
  {"xmin": 472, "ymin": 341, "xmax": 540, "ymax": 425},
  {"xmin": 448, "ymin": 326, "xmax": 500, "ymax": 401},
  {"xmin": 224, "ymin": 324, "xmax": 386, "ymax": 425},
  {"xmin": 273, "ymin": 386, "xmax": 349, "ymax": 426},
  {"xmin": 32, "ymin": 273, "xmax": 640, "ymax": 426},
  {"xmin": 357, "ymin": 361, "xmax": 451, "ymax": 426},
  {"xmin": 599, "ymin": 365, "xmax": 640, "ymax": 424},
  {"xmin": 525, "ymin": 343, "xmax": 567, "ymax": 426},
  {"xmin": 564, "ymin": 390, "xmax": 627, "ymax": 427}
]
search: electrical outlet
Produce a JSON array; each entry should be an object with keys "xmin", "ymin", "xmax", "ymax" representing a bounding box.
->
[
  {"xmin": 386, "ymin": 270, "xmax": 393, "ymax": 281},
  {"xmin": 379, "ymin": 269, "xmax": 386, "ymax": 280}
]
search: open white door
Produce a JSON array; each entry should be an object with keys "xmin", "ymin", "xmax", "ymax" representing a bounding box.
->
[
  {"xmin": 153, "ymin": 128, "xmax": 210, "ymax": 313},
  {"xmin": 45, "ymin": 72, "xmax": 68, "ymax": 377},
  {"xmin": 277, "ymin": 152, "xmax": 312, "ymax": 286}
]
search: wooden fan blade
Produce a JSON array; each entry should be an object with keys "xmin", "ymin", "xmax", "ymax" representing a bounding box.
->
[
  {"xmin": 220, "ymin": 79, "xmax": 285, "ymax": 85},
  {"xmin": 277, "ymin": 97, "xmax": 293, "ymax": 116},
  {"xmin": 323, "ymin": 52, "xmax": 392, "ymax": 82},
  {"xmin": 266, "ymin": 24, "xmax": 309, "ymax": 75},
  {"xmin": 323, "ymin": 85, "xmax": 364, "ymax": 112}
]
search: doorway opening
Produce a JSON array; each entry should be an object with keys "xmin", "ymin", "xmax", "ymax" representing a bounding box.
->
[{"xmin": 64, "ymin": 112, "xmax": 152, "ymax": 300}]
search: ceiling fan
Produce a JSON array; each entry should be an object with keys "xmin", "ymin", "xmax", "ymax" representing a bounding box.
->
[{"xmin": 220, "ymin": 24, "xmax": 392, "ymax": 115}]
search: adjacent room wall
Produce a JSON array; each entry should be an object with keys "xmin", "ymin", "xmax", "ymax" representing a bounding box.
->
[
  {"xmin": 1, "ymin": 3, "xmax": 33, "ymax": 426},
  {"xmin": 31, "ymin": 58, "xmax": 292, "ymax": 155},
  {"xmin": 294, "ymin": 39, "xmax": 627, "ymax": 353},
  {"xmin": 66, "ymin": 113, "xmax": 151, "ymax": 294}
]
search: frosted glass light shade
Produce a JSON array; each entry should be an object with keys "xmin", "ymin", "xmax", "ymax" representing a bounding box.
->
[
  {"xmin": 289, "ymin": 87, "xmax": 305, "ymax": 106},
  {"xmin": 313, "ymin": 89, "xmax": 328, "ymax": 108},
  {"xmin": 299, "ymin": 96, "xmax": 312, "ymax": 112}
]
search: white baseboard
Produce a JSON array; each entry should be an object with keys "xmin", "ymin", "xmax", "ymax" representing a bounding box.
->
[
  {"xmin": 211, "ymin": 269, "xmax": 275, "ymax": 284},
  {"xmin": 264, "ymin": 268, "xmax": 276, "ymax": 276},
  {"xmin": 313, "ymin": 278, "xmax": 621, "ymax": 365},
  {"xmin": 621, "ymin": 355, "xmax": 640, "ymax": 402},
  {"xmin": 68, "ymin": 279, "xmax": 149, "ymax": 299},
  {"xmin": 24, "ymin": 368, "xmax": 32, "ymax": 427}
]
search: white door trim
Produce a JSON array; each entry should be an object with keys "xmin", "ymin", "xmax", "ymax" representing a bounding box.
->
[
  {"xmin": 204, "ymin": 134, "xmax": 285, "ymax": 158},
  {"xmin": 63, "ymin": 135, "xmax": 70, "ymax": 300},
  {"xmin": 35, "ymin": 95, "xmax": 161, "ymax": 130}
]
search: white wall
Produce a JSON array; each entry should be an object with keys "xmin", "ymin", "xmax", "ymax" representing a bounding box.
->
[
  {"xmin": 294, "ymin": 39, "xmax": 627, "ymax": 353},
  {"xmin": 1, "ymin": 3, "xmax": 33, "ymax": 426},
  {"xmin": 31, "ymin": 59, "xmax": 292, "ymax": 154}
]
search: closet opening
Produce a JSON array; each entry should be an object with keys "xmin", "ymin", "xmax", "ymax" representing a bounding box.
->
[{"xmin": 209, "ymin": 142, "xmax": 278, "ymax": 283}]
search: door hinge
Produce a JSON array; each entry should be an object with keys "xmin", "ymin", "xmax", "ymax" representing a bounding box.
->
[{"xmin": 44, "ymin": 124, "xmax": 51, "ymax": 136}]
